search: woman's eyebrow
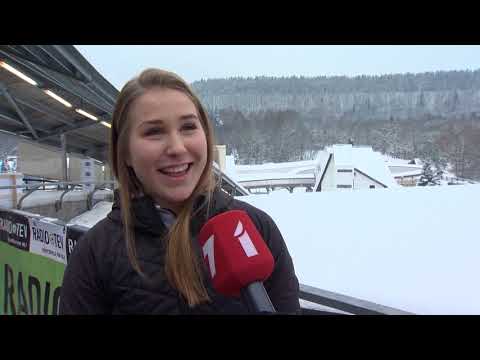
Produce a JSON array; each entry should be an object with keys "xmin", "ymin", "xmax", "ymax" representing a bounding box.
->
[
  {"xmin": 139, "ymin": 119, "xmax": 164, "ymax": 127},
  {"xmin": 179, "ymin": 114, "xmax": 198, "ymax": 121},
  {"xmin": 137, "ymin": 119, "xmax": 165, "ymax": 128},
  {"xmin": 138, "ymin": 114, "xmax": 198, "ymax": 128}
]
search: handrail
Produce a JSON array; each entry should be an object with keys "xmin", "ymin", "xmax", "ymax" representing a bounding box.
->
[
  {"xmin": 23, "ymin": 175, "xmax": 58, "ymax": 191},
  {"xmin": 16, "ymin": 183, "xmax": 47, "ymax": 209},
  {"xmin": 55, "ymin": 184, "xmax": 74, "ymax": 211},
  {"xmin": 299, "ymin": 284, "xmax": 413, "ymax": 315},
  {"xmin": 0, "ymin": 180, "xmax": 116, "ymax": 190},
  {"xmin": 212, "ymin": 164, "xmax": 249, "ymax": 196},
  {"xmin": 87, "ymin": 183, "xmax": 113, "ymax": 210},
  {"xmin": 0, "ymin": 181, "xmax": 116, "ymax": 210}
]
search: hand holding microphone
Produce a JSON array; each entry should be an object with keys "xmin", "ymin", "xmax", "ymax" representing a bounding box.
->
[{"xmin": 198, "ymin": 210, "xmax": 276, "ymax": 313}]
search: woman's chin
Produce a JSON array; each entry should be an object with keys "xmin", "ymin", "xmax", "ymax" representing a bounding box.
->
[{"xmin": 154, "ymin": 191, "xmax": 193, "ymax": 210}]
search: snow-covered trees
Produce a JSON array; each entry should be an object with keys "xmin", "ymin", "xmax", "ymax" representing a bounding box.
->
[{"xmin": 417, "ymin": 162, "xmax": 442, "ymax": 186}]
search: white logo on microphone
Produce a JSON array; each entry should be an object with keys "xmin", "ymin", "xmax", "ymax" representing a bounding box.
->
[
  {"xmin": 202, "ymin": 235, "xmax": 216, "ymax": 277},
  {"xmin": 234, "ymin": 221, "xmax": 258, "ymax": 257}
]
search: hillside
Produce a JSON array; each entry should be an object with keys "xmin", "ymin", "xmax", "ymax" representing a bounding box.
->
[
  {"xmin": 191, "ymin": 70, "xmax": 480, "ymax": 180},
  {"xmin": 192, "ymin": 70, "xmax": 480, "ymax": 120}
]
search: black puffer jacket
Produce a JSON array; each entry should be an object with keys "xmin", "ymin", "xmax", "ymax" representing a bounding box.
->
[{"xmin": 59, "ymin": 188, "xmax": 300, "ymax": 314}]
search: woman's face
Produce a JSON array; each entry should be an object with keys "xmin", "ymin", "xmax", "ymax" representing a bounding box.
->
[{"xmin": 127, "ymin": 87, "xmax": 208, "ymax": 213}]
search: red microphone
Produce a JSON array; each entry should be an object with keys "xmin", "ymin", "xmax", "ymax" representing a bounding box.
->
[{"xmin": 198, "ymin": 210, "xmax": 276, "ymax": 313}]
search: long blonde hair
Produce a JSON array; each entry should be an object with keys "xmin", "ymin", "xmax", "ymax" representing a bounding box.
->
[{"xmin": 110, "ymin": 69, "xmax": 216, "ymax": 306}]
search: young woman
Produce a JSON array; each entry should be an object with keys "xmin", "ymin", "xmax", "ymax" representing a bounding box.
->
[{"xmin": 59, "ymin": 69, "xmax": 300, "ymax": 314}]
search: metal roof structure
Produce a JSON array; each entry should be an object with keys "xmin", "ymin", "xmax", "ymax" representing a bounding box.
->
[
  {"xmin": 0, "ymin": 46, "xmax": 247, "ymax": 196},
  {"xmin": 0, "ymin": 45, "xmax": 118, "ymax": 162}
]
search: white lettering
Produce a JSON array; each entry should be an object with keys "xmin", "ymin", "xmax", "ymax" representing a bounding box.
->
[
  {"xmin": 0, "ymin": 217, "xmax": 27, "ymax": 239},
  {"xmin": 202, "ymin": 235, "xmax": 216, "ymax": 278},
  {"xmin": 234, "ymin": 221, "xmax": 258, "ymax": 258},
  {"xmin": 68, "ymin": 239, "xmax": 74, "ymax": 254}
]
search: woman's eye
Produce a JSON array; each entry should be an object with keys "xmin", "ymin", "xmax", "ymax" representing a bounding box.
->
[
  {"xmin": 182, "ymin": 123, "xmax": 197, "ymax": 131},
  {"xmin": 144, "ymin": 127, "xmax": 163, "ymax": 136}
]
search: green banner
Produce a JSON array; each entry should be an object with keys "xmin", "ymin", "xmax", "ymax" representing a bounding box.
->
[{"xmin": 0, "ymin": 241, "xmax": 65, "ymax": 315}]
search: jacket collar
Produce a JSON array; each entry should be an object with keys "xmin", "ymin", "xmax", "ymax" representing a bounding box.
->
[{"xmin": 108, "ymin": 187, "xmax": 234, "ymax": 236}]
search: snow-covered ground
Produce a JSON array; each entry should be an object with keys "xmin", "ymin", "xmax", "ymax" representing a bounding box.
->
[
  {"xmin": 238, "ymin": 184, "xmax": 480, "ymax": 314},
  {"xmin": 69, "ymin": 183, "xmax": 480, "ymax": 314}
]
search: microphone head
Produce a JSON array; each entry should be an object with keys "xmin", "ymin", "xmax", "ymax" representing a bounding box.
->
[{"xmin": 198, "ymin": 210, "xmax": 274, "ymax": 297}]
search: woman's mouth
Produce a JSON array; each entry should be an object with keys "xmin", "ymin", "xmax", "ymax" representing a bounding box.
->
[{"xmin": 158, "ymin": 163, "xmax": 192, "ymax": 177}]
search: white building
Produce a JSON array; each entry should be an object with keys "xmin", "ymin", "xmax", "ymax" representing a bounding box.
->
[
  {"xmin": 314, "ymin": 144, "xmax": 399, "ymax": 192},
  {"xmin": 219, "ymin": 144, "xmax": 413, "ymax": 193},
  {"xmin": 232, "ymin": 159, "xmax": 317, "ymax": 193},
  {"xmin": 384, "ymin": 156, "xmax": 423, "ymax": 186}
]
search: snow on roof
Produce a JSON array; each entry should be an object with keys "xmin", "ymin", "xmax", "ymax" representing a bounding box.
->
[
  {"xmin": 350, "ymin": 147, "xmax": 399, "ymax": 188},
  {"xmin": 234, "ymin": 160, "xmax": 318, "ymax": 182},
  {"xmin": 388, "ymin": 162, "xmax": 423, "ymax": 168},
  {"xmin": 237, "ymin": 172, "xmax": 314, "ymax": 182},
  {"xmin": 315, "ymin": 150, "xmax": 331, "ymax": 169},
  {"xmin": 393, "ymin": 170, "xmax": 423, "ymax": 178},
  {"xmin": 388, "ymin": 164, "xmax": 424, "ymax": 172},
  {"xmin": 332, "ymin": 144, "xmax": 353, "ymax": 168},
  {"xmin": 235, "ymin": 160, "xmax": 317, "ymax": 174},
  {"xmin": 315, "ymin": 145, "xmax": 399, "ymax": 188},
  {"xmin": 237, "ymin": 184, "xmax": 480, "ymax": 314},
  {"xmin": 383, "ymin": 155, "xmax": 414, "ymax": 166}
]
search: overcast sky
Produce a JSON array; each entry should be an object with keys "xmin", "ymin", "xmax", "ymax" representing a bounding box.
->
[{"xmin": 76, "ymin": 45, "xmax": 480, "ymax": 90}]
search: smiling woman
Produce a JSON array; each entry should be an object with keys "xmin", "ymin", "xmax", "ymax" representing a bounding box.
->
[
  {"xmin": 58, "ymin": 68, "xmax": 301, "ymax": 314},
  {"xmin": 127, "ymin": 88, "xmax": 208, "ymax": 214}
]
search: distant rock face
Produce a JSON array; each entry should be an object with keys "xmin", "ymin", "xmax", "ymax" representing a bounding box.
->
[{"xmin": 195, "ymin": 89, "xmax": 480, "ymax": 120}]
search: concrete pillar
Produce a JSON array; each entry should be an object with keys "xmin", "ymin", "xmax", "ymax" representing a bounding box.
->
[{"xmin": 60, "ymin": 134, "xmax": 68, "ymax": 185}]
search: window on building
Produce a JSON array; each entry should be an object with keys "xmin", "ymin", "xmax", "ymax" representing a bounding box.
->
[
  {"xmin": 369, "ymin": 185, "xmax": 375, "ymax": 189},
  {"xmin": 337, "ymin": 169, "xmax": 353, "ymax": 173},
  {"xmin": 337, "ymin": 184, "xmax": 353, "ymax": 188}
]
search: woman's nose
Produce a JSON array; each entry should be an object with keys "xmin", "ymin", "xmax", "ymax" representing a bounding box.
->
[{"xmin": 165, "ymin": 132, "xmax": 187, "ymax": 156}]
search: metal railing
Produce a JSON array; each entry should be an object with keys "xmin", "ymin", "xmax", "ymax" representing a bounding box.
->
[
  {"xmin": 86, "ymin": 183, "xmax": 115, "ymax": 210},
  {"xmin": 212, "ymin": 164, "xmax": 249, "ymax": 196},
  {"xmin": 0, "ymin": 181, "xmax": 115, "ymax": 210},
  {"xmin": 1, "ymin": 174, "xmax": 247, "ymax": 212},
  {"xmin": 299, "ymin": 284, "xmax": 413, "ymax": 315},
  {"xmin": 23, "ymin": 175, "xmax": 59, "ymax": 191}
]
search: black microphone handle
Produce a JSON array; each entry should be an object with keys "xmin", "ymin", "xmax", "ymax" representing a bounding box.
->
[{"xmin": 240, "ymin": 281, "xmax": 276, "ymax": 313}]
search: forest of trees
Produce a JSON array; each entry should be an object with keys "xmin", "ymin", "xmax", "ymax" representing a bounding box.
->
[
  {"xmin": 210, "ymin": 108, "xmax": 480, "ymax": 180},
  {"xmin": 196, "ymin": 69, "xmax": 480, "ymax": 180},
  {"xmin": 193, "ymin": 70, "xmax": 480, "ymax": 94}
]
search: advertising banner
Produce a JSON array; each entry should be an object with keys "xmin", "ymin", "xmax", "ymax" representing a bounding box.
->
[
  {"xmin": 66, "ymin": 225, "xmax": 87, "ymax": 263},
  {"xmin": 0, "ymin": 241, "xmax": 65, "ymax": 315},
  {"xmin": 0, "ymin": 210, "xmax": 30, "ymax": 251},
  {"xmin": 29, "ymin": 218, "xmax": 67, "ymax": 265},
  {"xmin": 0, "ymin": 209, "xmax": 83, "ymax": 315}
]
